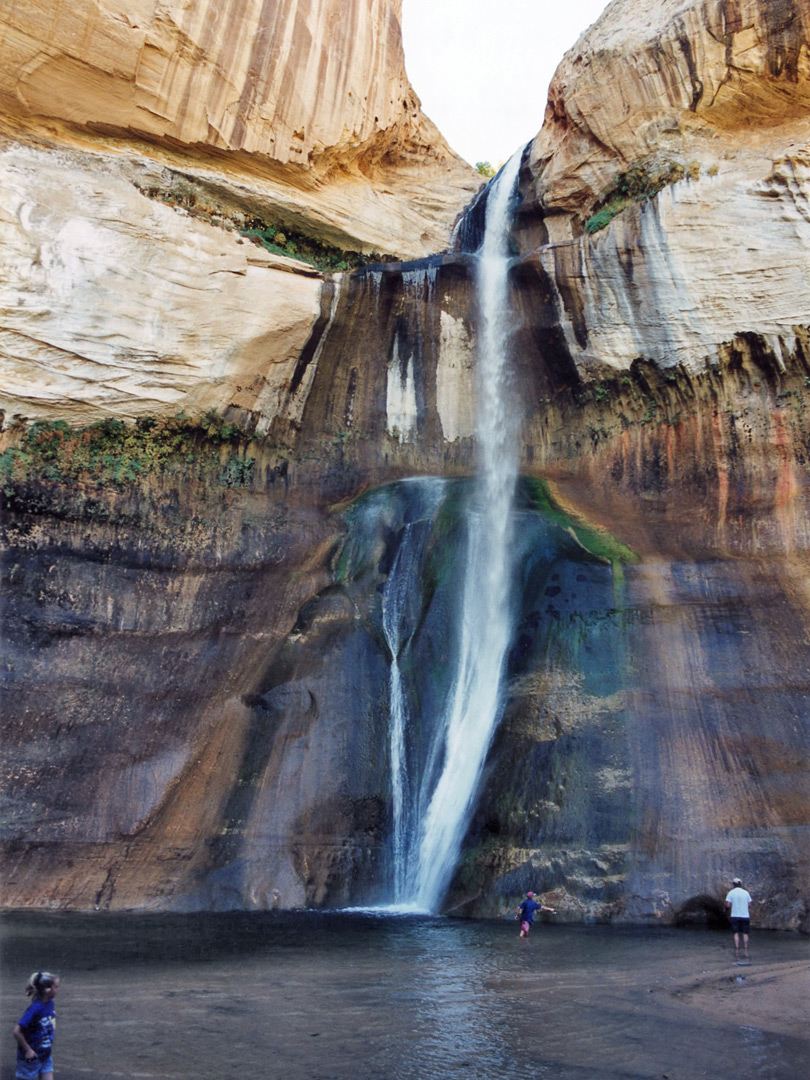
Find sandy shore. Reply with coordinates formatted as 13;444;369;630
667;954;808;1037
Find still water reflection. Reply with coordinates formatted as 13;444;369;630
1;911;805;1080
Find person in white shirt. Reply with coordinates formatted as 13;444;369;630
725;877;753;959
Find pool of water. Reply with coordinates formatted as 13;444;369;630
1;910;806;1080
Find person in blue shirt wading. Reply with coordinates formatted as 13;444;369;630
725;877;754;962
516;891;556;938
13;971;59;1080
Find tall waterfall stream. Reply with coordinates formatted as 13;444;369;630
383;153;523;911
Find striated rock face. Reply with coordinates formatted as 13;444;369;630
530;159;810;375
0;143;323;426
0;0;478;426
1;0;809;929
0;0;478;257
3;260;809;927
0;472;343;911
531;0;810;220
514;0;810;377
2;0;417;162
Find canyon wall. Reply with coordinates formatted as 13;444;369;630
0;0;478;424
0;0;478;294
1;0;809;928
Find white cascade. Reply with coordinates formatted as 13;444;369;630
407;150;523;911
380;480;447;904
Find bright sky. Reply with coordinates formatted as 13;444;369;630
402;0;610;167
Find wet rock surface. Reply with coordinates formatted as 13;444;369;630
2;404;808;925
1;0;810;925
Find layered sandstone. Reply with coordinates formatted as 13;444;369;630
506;0;810;379
0;143;323;427
0;0;478;257
1;0;809;929
514;147;810;376
0;0;478;426
531;0;810;220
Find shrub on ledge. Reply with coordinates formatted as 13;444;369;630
0;412;255;492
585;160;691;234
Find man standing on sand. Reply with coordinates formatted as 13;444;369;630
516;891;556;938
725;877;753;961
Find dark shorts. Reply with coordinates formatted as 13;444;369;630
730;917;750;933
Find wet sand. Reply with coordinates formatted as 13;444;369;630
1;911;807;1080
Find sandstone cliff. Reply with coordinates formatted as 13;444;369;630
1;0;809;930
514;0;810;377
0;0;478;425
0;0;477;257
0;142;324;425
532;0;810;219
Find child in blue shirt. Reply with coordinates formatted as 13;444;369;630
517;891;556;937
13;971;59;1080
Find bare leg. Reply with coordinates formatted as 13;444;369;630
742;933;749;958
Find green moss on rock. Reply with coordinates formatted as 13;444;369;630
0;412;255;493
241;220;390;272
519;478;637;569
585;160;688;234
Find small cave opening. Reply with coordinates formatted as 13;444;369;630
673;893;730;928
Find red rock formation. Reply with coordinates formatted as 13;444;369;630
0;0;808;929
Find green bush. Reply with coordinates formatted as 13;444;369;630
240;218;389;272
0;414;255;490
137;181;394;273
220;455;255;487
585;208;616;234
585;160;689;235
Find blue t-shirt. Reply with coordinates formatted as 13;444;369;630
17;1000;55;1061
519;899;542;923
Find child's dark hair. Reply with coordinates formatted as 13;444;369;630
25;972;58;1000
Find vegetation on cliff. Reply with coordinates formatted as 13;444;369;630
137;181;394;272
0;413;255;493
519;478;637;569
584;159;703;234
240;219;391;272
475;162;496;178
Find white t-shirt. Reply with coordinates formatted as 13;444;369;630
726;887;752;918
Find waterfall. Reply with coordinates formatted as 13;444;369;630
397;151;523;911
381;480;446;903
408;151;522;910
